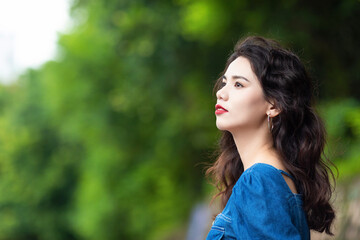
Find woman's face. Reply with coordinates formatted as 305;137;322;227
215;56;270;133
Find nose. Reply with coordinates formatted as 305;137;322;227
216;85;228;101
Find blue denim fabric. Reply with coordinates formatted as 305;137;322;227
206;163;310;240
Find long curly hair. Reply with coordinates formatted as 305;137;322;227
206;36;337;235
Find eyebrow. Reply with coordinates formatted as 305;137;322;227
222;75;250;82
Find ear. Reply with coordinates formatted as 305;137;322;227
266;100;281;117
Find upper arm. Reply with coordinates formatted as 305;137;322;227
232;171;301;240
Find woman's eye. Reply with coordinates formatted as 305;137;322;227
235;82;243;87
220;82;226;87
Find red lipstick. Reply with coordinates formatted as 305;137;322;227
215;104;228;115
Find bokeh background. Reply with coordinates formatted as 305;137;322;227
0;0;359;239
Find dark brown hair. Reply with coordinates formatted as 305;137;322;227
206;36;337;235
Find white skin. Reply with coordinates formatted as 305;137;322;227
215;56;298;194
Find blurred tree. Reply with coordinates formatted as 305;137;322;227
319;99;360;181
0;71;81;239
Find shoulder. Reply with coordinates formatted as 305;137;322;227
233;163;290;200
225;163;304;240
236;163;282;186
230;163;292;217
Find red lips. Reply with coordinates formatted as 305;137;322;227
215;104;228;115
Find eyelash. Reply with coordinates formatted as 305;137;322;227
220;81;243;88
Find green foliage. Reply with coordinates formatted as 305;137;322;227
179;0;229;43
319;99;360;182
0;0;359;239
0;71;80;239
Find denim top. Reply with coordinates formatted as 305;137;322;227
206;163;310;240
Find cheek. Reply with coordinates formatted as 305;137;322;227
249;95;267;109
238;91;267;117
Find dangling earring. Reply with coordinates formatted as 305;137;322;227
267;113;274;132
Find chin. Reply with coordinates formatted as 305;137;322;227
216;122;229;131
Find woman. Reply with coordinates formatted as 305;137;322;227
206;36;336;240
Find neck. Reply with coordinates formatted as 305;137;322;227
231;124;282;171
